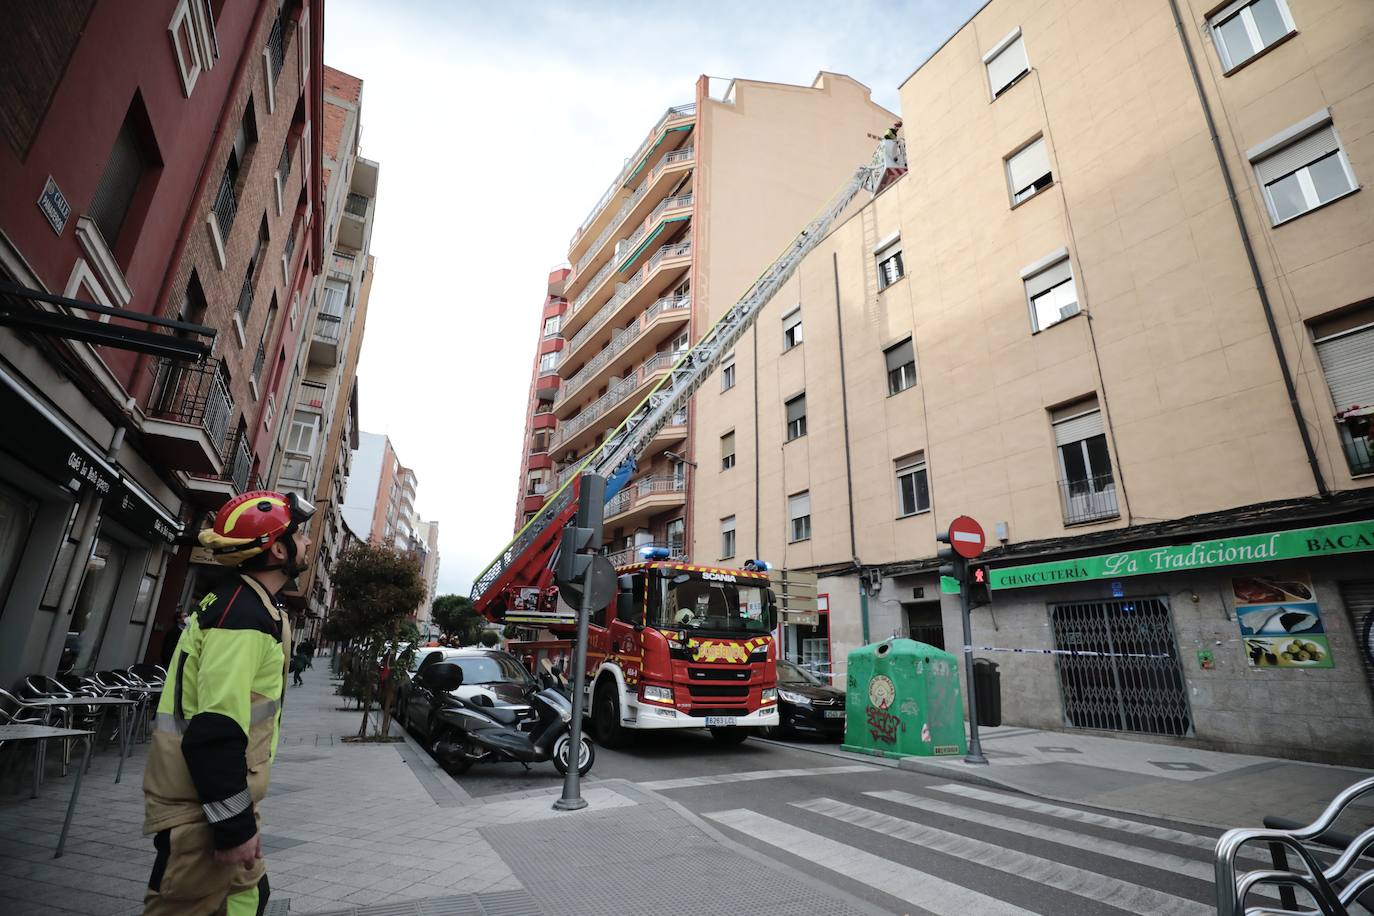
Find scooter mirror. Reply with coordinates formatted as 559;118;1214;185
428;661;464;692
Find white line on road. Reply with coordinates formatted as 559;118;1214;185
866;789;1227;886
794;797;1212;916
703;808;1034;916
639;764;876;791
927;784;1225;853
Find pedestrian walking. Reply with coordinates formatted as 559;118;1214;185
142;490;315;916
290;646;307;686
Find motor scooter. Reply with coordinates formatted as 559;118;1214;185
424;661;594;777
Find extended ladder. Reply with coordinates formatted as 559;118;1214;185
472;138;907;610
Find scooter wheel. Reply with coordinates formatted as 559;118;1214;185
552;733;595;777
431;728;473;775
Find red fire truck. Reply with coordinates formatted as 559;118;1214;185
471;137;907;745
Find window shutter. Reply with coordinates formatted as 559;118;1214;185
721;516;736;534
885;339;914;372
1254;125;1339;185
1008;138;1050;192
1316;326;1374;410
1025;258;1073;299
90;120;145;246
783;310;802;332
987;35;1028;95
721;431;735;454
1053;409;1104;446
789;492;810;519
786;395;806;423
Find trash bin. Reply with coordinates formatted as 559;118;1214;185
841;638;967;759
972;657;1001;727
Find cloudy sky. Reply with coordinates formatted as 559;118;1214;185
322;0;986;597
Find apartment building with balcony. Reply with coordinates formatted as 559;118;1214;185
265;67;378;635
690;0;1374;764
0;1;325;685
513;266;570;530
548;73;895;567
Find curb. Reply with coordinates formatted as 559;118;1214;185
368;704;475;807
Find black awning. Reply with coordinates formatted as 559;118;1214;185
0;281;214;361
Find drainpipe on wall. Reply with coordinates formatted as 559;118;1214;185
1166;0;1329;497
831;252;870;645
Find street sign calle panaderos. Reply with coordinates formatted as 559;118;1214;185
988;519;1374;590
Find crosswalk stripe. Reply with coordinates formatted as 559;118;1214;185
794;797;1212;916
704;808;1035;916
865;788;1249;890
928;783;1224;854
640;764;876;791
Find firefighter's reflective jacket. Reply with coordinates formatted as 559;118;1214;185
143;574;290;849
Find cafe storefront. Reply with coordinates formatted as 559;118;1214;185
974;515;1374;765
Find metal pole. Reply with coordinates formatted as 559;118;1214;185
553;571;594;811
960;559;987;765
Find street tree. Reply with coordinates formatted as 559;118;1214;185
432;593;485;645
330;542;425;738
479;629;500;648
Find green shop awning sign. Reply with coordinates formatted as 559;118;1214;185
989;519;1374;591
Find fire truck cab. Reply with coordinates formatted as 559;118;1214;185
585;552;780;747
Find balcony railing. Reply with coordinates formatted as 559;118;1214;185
221;430;253;493
212;168;237;240
345;192;369;217
555;353;675;446
1338;421;1374;475
278;141;292;184
1059;474;1120;524
147;357;233;447
280;453;311;485
266;9;286;80
329;251;355;280
617;193;694;270
314;312;342;343
573;182;651;279
650;238;692;271
284;225;297;266
252;341;266;384
559;296;691;405
570;261;614;315
605;542;687;567
571;102;696;246
236;270;253;325
650;146;694;181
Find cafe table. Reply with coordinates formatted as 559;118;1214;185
0;723;96;857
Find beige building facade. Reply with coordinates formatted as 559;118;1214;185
690;0;1374;763
550;73;895;565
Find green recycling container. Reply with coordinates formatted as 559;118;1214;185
841;638;967;758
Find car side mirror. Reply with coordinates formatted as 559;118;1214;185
766;594;778;632
428;661;464;692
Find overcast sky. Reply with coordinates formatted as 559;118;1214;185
322;0;986;598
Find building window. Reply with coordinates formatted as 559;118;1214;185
90;112;151;250
895;453;929;517
1022;250;1079;332
1007;136;1052;205
1052;400;1118;524
876;240;904;290
721;516;736;559
721;430;736;470
1312;306;1374;476
1209;0;1296;72
782;309;803;351
721;351;736;391
538;351;558;374
789;492;811;543
1248;113;1357;226
785;393;807;441
543;315;561;338
984;27;1029;98
666;518;685;555
169;0;217;97
531;429;551;453
885;338;916;394
534;398;554;415
526;469;550;496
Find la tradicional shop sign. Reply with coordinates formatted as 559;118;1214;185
989;519;1374;591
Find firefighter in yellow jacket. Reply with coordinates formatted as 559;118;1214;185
143;490;314;915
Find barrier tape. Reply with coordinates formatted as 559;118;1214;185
965;644;1174;660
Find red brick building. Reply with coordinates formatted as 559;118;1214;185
513;267;570;531
0;0;325;684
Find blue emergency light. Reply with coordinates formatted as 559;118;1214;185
638;546;672;560
742;559;771;571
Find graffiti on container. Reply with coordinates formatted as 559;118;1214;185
899;697;921;718
866;704;905;744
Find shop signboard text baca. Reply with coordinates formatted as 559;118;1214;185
988;519;1374;591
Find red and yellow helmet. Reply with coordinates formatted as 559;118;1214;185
198;490;315;566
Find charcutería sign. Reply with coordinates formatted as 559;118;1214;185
989;520;1374;591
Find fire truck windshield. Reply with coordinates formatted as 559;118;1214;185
651;575;771;636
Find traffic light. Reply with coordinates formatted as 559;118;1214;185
555;474;606;592
936;529;963;595
968;564;991;608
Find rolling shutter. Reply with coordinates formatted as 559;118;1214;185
1053;408;1104;446
1254;125;1339;185
1008;138;1050;193
1315;325;1374;410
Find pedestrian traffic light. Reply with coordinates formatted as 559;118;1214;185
556;475;606;592
936;529;963;595
968;564;991;608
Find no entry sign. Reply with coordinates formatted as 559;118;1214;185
948;515;985;559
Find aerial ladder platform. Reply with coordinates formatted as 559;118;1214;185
472;136;908;618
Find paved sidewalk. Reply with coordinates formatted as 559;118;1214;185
0;662;888;916
783;722;1374;832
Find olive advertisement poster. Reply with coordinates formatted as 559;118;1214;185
1232;573;1332;668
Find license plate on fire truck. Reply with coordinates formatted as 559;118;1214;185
705;716;737;727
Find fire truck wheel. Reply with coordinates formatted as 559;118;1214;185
593;681;629;749
709;727;750;746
